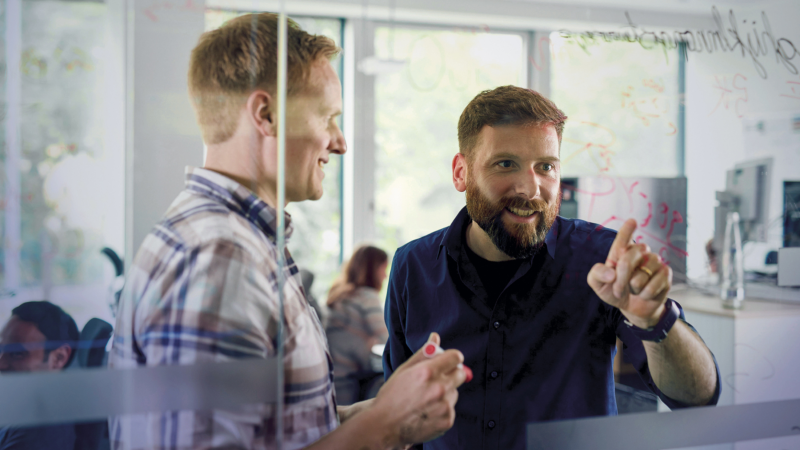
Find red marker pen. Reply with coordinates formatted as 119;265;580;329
422;341;473;383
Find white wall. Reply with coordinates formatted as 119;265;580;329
685;0;800;278
127;0;206;263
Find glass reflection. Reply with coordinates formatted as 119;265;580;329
0;301;112;450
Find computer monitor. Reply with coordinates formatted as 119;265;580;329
714;157;773;250
558;178;578;219
785;181;800;248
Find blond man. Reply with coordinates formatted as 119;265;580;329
109;14;467;450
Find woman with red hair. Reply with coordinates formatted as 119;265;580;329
325;245;389;405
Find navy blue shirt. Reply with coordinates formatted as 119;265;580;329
0;425;75;450
383;207;721;450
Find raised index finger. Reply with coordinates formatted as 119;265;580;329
606;218;638;266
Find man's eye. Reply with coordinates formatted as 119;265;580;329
497;160;514;168
541;163;554;171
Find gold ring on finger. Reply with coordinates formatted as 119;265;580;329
637;266;654;277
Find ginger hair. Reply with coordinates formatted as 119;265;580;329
458;85;567;161
188;13;340;144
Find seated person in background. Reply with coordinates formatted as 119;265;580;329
325;245;390;404
0;301;79;450
383;86;721;450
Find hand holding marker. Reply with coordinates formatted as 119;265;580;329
423;341;473;383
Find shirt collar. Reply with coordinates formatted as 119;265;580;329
183;166;294;243
438;206;558;261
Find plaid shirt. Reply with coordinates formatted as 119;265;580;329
109;167;337;450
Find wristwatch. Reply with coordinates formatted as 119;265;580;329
623;298;680;343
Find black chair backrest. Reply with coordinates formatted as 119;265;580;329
73;318;113;450
76;318;113;368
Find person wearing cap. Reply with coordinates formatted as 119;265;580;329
383;86;721;449
0;301;80;450
109;13;467;450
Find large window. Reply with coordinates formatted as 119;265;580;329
373;26;526;254
549;32;681;177
205;11;343;302
1;1;120;327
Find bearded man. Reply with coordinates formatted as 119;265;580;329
382;86;720;450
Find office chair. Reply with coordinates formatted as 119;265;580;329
101;247;124;318
73;318;113;450
75;318;113;368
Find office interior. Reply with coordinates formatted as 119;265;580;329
1;0;799;448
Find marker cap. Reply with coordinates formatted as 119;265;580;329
421;341;472;383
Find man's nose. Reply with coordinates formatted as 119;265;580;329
329;125;347;155
515;167;542;199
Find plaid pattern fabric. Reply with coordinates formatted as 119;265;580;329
108;167;337;450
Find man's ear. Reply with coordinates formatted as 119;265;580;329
452;153;468;193
47;345;72;370
246;90;276;137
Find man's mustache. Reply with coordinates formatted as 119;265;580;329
499;196;548;212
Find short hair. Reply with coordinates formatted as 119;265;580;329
12;301;79;367
188;13;341;144
457;85;567;161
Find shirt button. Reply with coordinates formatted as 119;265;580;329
487;420;496;429
490;371;498;379
493;321;500;329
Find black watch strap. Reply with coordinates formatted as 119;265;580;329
623;298;680;343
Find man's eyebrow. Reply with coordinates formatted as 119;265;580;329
322;106;342;117
489;152;522;161
489;153;560;163
538;156;561;163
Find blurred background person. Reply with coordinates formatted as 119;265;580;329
325;245;389;405
0;301;79;450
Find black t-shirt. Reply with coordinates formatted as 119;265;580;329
463;241;525;302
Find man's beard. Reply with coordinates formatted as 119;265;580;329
465;180;560;259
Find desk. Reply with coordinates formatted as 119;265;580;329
672;284;800;319
670;285;800;450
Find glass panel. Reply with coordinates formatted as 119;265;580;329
1;7;292;450
0;0;7;291
526;397;800;450
373;26;525;253
204;11;343;304
550;32;681;177
1;0;119;325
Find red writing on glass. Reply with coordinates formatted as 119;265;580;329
780;81;800;100
709;73;748;118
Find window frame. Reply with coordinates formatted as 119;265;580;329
346;19;535;250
